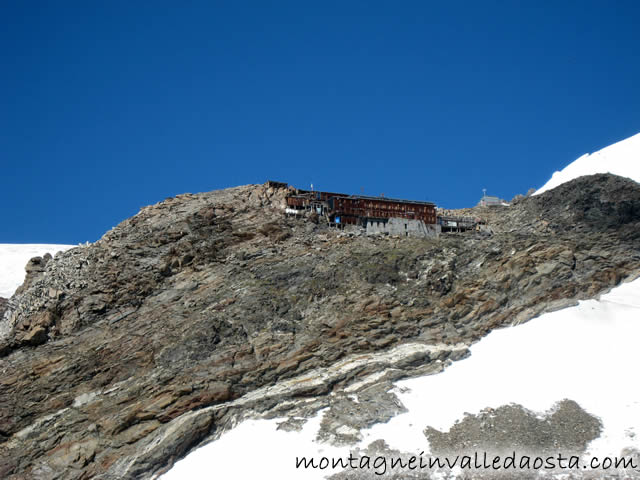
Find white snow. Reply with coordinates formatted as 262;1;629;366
0;244;73;298
160;277;640;479
534;132;640;195
159;413;351;480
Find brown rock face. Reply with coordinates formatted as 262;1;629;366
0;175;639;479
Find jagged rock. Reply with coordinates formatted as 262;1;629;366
0;175;639;479
14;253;52;296
317;382;407;446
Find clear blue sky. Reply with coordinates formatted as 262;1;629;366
2;1;639;243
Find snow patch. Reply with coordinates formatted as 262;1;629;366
159;411;350;480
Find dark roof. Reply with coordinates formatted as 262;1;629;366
339;194;435;207
294;189;434;206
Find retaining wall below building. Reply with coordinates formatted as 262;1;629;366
365;217;439;238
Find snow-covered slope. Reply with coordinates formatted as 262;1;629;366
535;132;640;195
0;244;74;298
161;277;640;479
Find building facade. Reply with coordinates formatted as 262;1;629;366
282;185;438;237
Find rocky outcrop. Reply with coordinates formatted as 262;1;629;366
14;253;53;297
328;400;624;480
453;173;640;239
1;175;639;479
424;400;602;457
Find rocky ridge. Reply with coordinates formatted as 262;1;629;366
1;174;639;479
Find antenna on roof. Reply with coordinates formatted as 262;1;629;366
311;183;314;192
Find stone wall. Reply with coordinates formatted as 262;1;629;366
365;217;439;238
